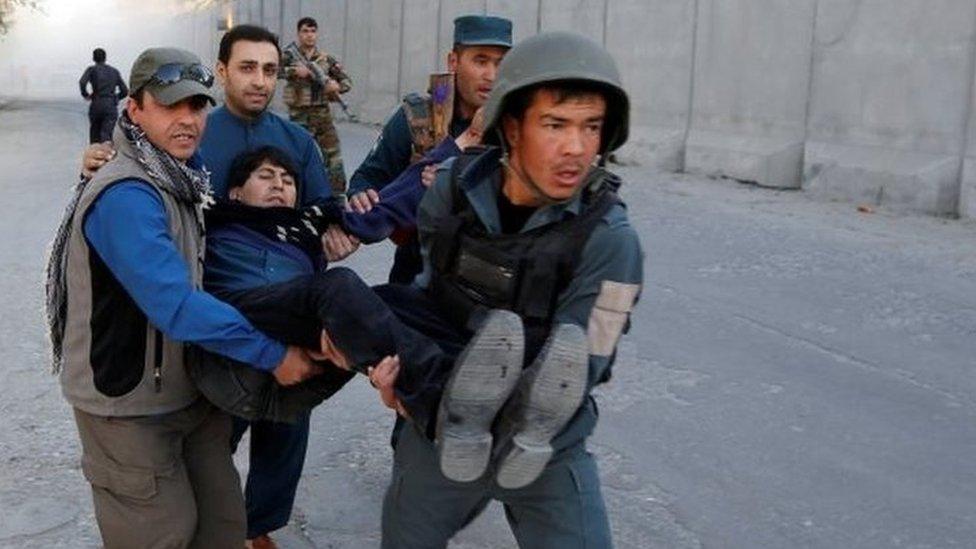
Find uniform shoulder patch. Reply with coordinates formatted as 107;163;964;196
587;280;641;357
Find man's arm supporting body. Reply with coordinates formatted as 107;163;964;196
83;181;287;371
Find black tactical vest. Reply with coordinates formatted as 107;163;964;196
428;148;621;362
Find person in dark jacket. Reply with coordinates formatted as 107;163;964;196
197;146;527;549
78;48;128;143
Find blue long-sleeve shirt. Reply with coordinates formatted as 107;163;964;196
204;223;319;296
201;106;334;205
83;181;286;371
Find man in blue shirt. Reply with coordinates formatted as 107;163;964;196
79;25;359;548
48;47;321;549
197;146;527;454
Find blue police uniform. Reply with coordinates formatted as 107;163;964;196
378;148;644;548
347;15;512;284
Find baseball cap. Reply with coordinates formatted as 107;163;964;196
129;47;217;106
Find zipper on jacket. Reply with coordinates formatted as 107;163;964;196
153;328;163;392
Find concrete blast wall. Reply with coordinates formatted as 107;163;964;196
195;0;976;218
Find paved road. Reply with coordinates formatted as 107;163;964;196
1;100;974;548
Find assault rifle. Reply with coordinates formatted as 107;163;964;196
283;42;349;115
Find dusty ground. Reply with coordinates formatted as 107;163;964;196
1;100;974;548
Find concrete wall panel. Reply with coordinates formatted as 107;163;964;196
961;47;976;219
240;0;259;25
193;8;218;68
262;0;284;38
685;0;816;188
230;1;245;25
539;0;605;44
280;0;302;39
296;0;346;61
196;0;976;217
340;0;372;112
961;158;976;218
229;2;246;27
361;0;403;121
804;0;975;215
808;0;974;154
486;0;540;41
398;0;441;100
606;0;696;169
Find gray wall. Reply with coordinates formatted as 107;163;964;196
194;0;976;218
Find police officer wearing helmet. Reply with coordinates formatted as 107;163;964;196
376;31;644;548
347;14;513;284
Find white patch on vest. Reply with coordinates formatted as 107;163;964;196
587;281;640;357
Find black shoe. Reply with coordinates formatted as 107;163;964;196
494;323;588;490
437;310;525;482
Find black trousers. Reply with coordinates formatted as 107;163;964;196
218;267;457;434
88;111;116;143
388;237;424;284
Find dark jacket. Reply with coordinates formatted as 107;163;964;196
79;63;127;116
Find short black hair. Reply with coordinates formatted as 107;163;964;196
502;80;613;122
227;146;301;196
93;48;106;63
219;24;280;65
297;17;318;30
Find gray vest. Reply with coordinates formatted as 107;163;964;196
60;126;206;417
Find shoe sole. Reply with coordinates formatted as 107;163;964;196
495;323;588;490
438;310;524;482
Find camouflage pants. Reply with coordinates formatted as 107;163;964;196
290;105;347;193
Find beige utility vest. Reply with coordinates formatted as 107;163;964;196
60;128;206;417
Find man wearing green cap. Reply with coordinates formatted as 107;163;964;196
347;14;512;284
77;26;360;548
375;32;643;548
46;47;320;548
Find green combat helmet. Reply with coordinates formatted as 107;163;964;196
483;31;630;154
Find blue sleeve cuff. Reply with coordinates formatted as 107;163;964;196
255;341;287;371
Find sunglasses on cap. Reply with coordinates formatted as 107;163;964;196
147;63;215;89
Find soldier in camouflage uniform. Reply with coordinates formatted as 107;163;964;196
281;16;352;194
